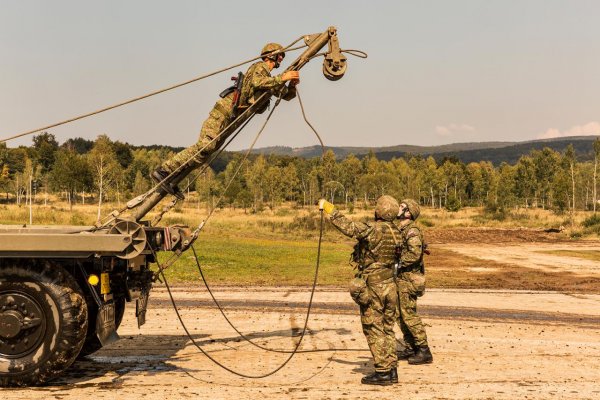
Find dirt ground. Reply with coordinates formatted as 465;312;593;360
4;230;600;400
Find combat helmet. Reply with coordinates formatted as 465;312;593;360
375;195;400;221
261;42;285;67
401;198;421;220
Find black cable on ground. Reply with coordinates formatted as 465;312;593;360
155;210;325;379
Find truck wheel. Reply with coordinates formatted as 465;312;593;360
78;297;125;358
0;263;87;387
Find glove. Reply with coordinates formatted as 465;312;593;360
318;199;335;214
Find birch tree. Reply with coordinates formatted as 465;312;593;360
563;144;576;224
88;135;121;222
593;138;600;213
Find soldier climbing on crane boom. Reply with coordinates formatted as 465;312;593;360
152;43;300;199
123;26;349;224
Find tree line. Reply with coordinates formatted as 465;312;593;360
1;133;599;218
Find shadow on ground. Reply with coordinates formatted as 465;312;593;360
44;326;357;387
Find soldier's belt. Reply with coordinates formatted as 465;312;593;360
364;268;394;285
399;263;422;273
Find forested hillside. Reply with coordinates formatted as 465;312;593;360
1;133;599;217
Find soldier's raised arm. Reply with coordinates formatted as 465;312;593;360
318;199;372;239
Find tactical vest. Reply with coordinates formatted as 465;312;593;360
238;61;271;114
352;221;401;267
373;221;402;265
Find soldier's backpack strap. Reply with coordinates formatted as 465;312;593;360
384;222;400;246
383;222;402;262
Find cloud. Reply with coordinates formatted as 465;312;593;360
538;121;600;139
435;123;476;136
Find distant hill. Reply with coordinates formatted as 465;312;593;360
249;136;600;165
58;135;600;169
250;141;516;159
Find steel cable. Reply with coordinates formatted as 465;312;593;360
0;39;306;144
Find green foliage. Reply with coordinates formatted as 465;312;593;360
582;213;600;227
570;230;583;239
581;213;600;235
348;201;355;214
482;200;508;221
419;218;435;227
445;194;462;212
32;132;59;174
289;212;324;232
3;135;600;225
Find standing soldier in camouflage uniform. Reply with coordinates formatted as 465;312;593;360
395;198;433;364
152;43;300;195
319;195;401;385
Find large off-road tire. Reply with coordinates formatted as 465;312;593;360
0;262;87;387
78;297;125;358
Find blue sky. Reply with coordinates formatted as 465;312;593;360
1;0;599;150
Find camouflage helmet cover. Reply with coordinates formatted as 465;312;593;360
375;195;400;221
401;198;421;220
261;42;285;59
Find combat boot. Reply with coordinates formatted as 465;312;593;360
397;346;415;360
151;167;185;200
407;346;433;365
390;367;398;383
361;370;395;386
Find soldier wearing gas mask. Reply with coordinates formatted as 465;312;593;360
394;199;433;365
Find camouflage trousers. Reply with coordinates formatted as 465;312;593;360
162;95;234;173
361;277;398;372
397;272;428;348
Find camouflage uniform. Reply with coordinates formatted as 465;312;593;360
161;60;296;173
395;220;429;348
329;210;400;372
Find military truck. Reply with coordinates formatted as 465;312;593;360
0;26;348;386
0;221;193;386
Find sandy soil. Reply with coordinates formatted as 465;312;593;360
5;288;599;399
442;242;600;275
4;233;600;399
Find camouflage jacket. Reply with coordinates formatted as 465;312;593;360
394;220;424;271
239;61;296;113
329;210;401;275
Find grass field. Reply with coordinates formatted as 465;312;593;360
2;199;599;291
1;196;595;229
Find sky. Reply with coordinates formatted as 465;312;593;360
1;0;599;151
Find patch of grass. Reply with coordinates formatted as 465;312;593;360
160;235;355;285
581;213;600;236
582;213;600;227
420;218;435;227
1;200;599;290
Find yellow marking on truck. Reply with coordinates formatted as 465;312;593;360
100;273;110;294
